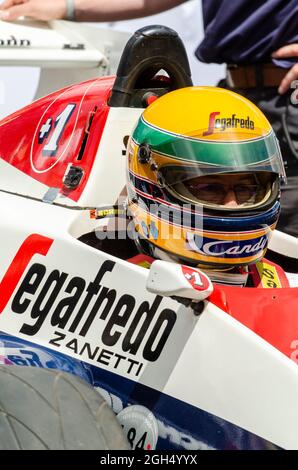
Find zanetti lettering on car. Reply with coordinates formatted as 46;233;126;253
0;234;177;377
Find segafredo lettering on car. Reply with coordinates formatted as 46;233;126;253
187;233;268;257
0;234;178;379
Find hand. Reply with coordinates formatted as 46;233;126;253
272;44;298;95
0;0;67;21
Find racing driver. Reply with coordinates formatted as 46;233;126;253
84;86;291;288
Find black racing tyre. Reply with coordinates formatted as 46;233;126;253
0;366;130;450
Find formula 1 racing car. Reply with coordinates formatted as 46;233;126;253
0;25;298;451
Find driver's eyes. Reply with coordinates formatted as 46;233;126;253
200;184;221;193
187;183;226;201
186;182;260;203
234;185;259;196
235;185;253;192
188;183;223;194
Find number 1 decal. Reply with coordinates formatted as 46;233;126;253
39;103;76;157
185;271;203;287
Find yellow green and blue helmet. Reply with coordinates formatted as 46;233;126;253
127;87;285;268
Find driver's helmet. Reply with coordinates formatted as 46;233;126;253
127;87;285;268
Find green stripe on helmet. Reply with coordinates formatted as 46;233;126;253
132;118;279;168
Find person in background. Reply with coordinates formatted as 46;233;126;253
0;0;297;237
0;0;185;22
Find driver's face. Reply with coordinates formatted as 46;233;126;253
184;173;260;207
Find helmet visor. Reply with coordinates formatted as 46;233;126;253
157;128;284;178
155;128;284;208
167;172;275;209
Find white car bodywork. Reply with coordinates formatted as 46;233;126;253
0;18;130;100
0;19;297;451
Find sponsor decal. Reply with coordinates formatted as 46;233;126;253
0;350;13;365
0;235;177;378
255;261;282;288
0;347;56;368
182;266;209;291
0;35;31;48
187;233;267;258
38;104;76;157
30;83;94;174
97;386;215;450
203;111;255;136
117;405;159;450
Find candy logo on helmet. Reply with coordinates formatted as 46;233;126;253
187;233;268;258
